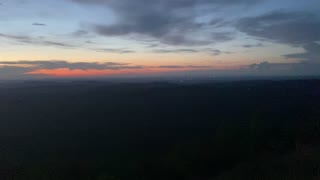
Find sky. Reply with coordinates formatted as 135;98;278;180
0;0;320;79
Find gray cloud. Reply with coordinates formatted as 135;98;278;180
242;43;263;48
92;17;208;46
157;65;211;69
236;11;320;61
0;60;214;71
160;34;211;46
249;61;272;70
70;0;261;8
0;66;33;79
205;48;232;56
247;61;320;76
209;49;223;56
73;30;89;37
211;32;234;42
208;18;228;27
284;43;320;62
149;61;320;78
95;48;136;54
0;60;143;79
32;23;46;26
0;60;215;79
70;0;258;46
0;33;73;48
2;60;320;79
0;33;31;42
152;48;231;56
237;11;320;45
0;61;141;70
152;49;199;54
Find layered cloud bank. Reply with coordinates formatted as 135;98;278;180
0;60;214;78
0;0;319;79
1;60;320;79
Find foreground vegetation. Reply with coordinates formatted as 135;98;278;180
0;79;319;179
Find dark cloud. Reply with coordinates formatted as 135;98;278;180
210;49;223;56
42;41;72;47
152;48;231;56
73;30;89;36
92;17;208;46
249;61;272;70
0;33;31;42
70;0;257;46
85;40;94;44
284;43;320;62
0;60;213;72
32;23;46;26
236;11;320;61
158;65;211;69
160;34;211;46
0;60;142;79
204;48;232;56
70;0;261;8
2;60;320;79
0;61;141;70
0;66;33;79
237;11;320;45
211;32;234;42
208;18;228;27
152;49;199;54
0;33;73;48
242;43;263;48
248;61;320;76
95;48;135;54
0;60;214;79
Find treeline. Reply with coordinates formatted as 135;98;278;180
0;80;319;180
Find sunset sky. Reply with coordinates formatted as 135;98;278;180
0;0;320;79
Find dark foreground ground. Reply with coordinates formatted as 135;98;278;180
0;79;320;180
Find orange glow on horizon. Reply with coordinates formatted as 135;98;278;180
25;67;210;77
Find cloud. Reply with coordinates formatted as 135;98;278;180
242;43;263;48
152;49;199;54
0;33;31;42
2;60;320;79
236;11;320;61
283;43;320;62
204;48;232;56
0;60;214;71
208;18;228;27
92;18;208;46
25;68;142;77
249;61;272;70
157;65;211;69
72;30;89;36
247;61;320;76
0;60;140;70
70;0;261;8
0;66;33;79
159;34;212;46
152;48;230;56
0;60;214;78
70;0;257;46
0;33;73;48
95;48;136;54
32;23;46;26
209;49;223;56
0;60;144;78
211;32;234;42
237;11;320;45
